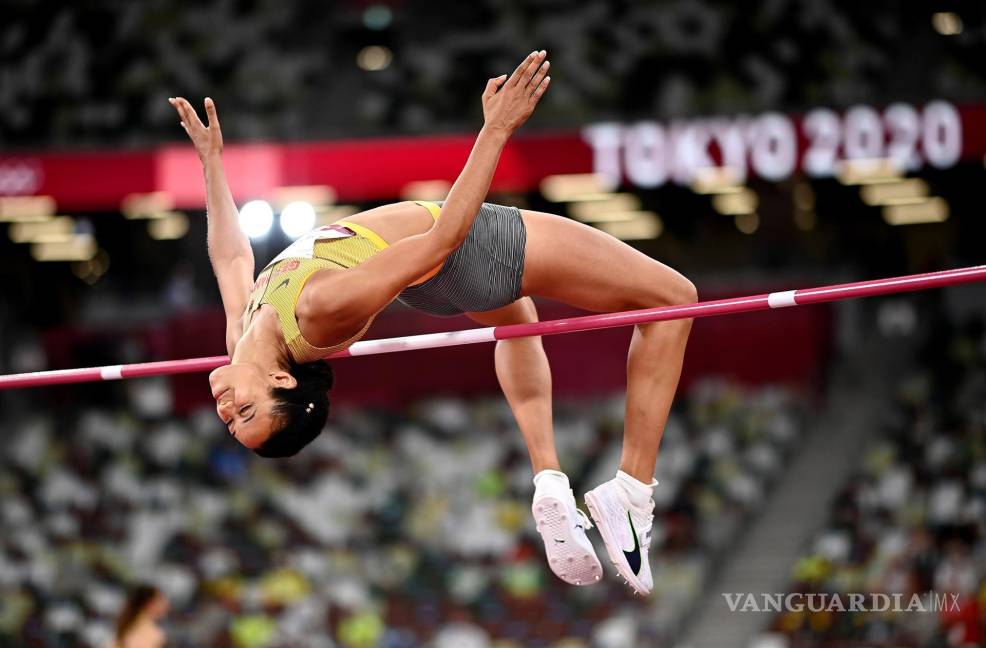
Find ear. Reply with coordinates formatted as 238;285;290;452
268;370;298;389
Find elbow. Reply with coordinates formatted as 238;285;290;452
438;237;459;258
210;248;254;266
427;224;463;257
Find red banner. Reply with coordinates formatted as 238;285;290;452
1;101;984;211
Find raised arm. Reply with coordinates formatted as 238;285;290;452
309;51;551;333
169;97;254;354
432;50;550;248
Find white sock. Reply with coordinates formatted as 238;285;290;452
533;469;570;491
615;470;657;509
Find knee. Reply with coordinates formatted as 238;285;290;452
638;273;697;309
674;277;698;306
516;296;539;322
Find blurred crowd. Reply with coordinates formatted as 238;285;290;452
2;0;983;147
0;378;805;647
773;315;986;647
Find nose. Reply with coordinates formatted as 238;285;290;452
216;398;234;420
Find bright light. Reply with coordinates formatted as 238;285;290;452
357;46;393;71
836;158;902;185
31;234;97;262
280;201;317;239
121;191;175;219
595;212;663;240
363;5;393;30
713;189;759;215
883;197;949;225
860;179;929;206
568;194;642;222
540;173;615;202
148;212;190;240
239;200;274;239
9;216;75;243
932;12;962;36
0;195;56;222
691;166;743;194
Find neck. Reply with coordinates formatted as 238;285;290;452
231;306;291;370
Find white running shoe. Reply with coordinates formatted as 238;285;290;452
584;476;656;595
532;473;603;586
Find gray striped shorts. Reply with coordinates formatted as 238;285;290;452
396;202;526;316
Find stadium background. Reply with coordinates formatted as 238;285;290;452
0;1;984;646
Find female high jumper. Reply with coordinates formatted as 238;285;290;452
169;50;696;594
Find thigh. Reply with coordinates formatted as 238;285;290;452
519;210;695;312
465;296;538;326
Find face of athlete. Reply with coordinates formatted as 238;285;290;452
208;364;296;448
144;591;170;620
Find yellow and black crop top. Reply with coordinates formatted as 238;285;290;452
241;200;441;363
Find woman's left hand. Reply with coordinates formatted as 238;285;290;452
482;50;551;135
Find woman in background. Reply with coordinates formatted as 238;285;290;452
108;584;168;648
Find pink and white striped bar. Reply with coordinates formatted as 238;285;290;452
2;264;985;390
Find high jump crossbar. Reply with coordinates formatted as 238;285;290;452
1;265;984;390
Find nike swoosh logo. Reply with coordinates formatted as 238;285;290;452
274;277;290;291
623;512;642;575
554;538;565;544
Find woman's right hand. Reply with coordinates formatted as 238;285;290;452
169;96;224;163
482;50;551;135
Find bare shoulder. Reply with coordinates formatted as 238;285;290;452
295;268;371;348
344;200;420;222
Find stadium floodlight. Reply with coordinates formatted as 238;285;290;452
280;201;316;239
357;45;393;71
239;200;274;239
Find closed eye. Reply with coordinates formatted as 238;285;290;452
228;407;255;437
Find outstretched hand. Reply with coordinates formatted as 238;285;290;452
482;50;551;135
169;96;223;163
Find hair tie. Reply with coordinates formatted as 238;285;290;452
304;402;315;414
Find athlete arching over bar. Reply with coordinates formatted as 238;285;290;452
170;50;696;594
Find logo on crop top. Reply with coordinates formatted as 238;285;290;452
274;277;290;292
272;260;300;277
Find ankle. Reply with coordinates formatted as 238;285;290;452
615;470;657;508
532;459;562;474
533;469;570;490
618;464;656;485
